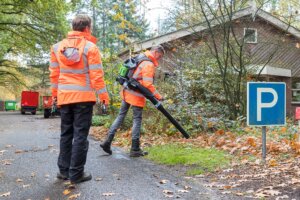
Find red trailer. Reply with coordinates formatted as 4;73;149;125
21;91;39;115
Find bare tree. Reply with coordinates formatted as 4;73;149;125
193;0;294;119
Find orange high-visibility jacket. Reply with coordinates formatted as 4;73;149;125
49;31;109;106
121;50;162;108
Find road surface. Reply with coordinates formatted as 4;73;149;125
0;111;229;200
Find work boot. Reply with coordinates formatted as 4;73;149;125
130;139;148;157
100;134;114;155
70;172;92;184
56;172;69;180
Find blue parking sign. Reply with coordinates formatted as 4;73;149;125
247;82;286;126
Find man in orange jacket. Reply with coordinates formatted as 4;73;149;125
49;14;109;184
100;45;164;157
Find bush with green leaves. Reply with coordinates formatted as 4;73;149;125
92;115;113;128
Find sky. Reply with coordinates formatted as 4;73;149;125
143;0;174;32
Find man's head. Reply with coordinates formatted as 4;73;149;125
150;45;165;61
72;14;92;32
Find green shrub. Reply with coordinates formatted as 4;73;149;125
92;115;113;128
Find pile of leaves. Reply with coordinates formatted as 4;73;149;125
202;158;300;199
91;123;300;156
91;120;300;199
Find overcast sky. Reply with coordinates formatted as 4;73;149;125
144;0;174;32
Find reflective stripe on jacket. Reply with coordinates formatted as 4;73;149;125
49;31;109;106
121;50;162;107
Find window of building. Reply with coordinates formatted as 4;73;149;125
292;77;300;103
244;28;257;43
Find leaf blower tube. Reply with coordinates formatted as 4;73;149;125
128;79;190;139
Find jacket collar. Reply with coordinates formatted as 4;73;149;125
144;50;158;67
67;31;98;44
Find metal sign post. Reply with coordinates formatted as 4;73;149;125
247;82;286;162
262;126;266;162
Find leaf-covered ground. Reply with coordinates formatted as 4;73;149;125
91;123;300;199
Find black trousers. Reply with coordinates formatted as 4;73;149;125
57;102;94;181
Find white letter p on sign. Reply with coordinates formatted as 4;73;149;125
257;88;278;121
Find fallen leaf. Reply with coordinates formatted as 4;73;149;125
215;129;225;135
263;189;281;196
223;168;234;172
255;159;261;165
178;189;189;193
290;178;300;184
15;150;23;154
23;184;31;188
5;145;12;148
64;181;71;186
276;183;287;188
68;193;80;199
247;137;256;147
4;161;11;165
246;189;254;194
64;181;76;189
31;172;36;177
159;179;168;184
63;189;71;195
102;192;115;196
0;150;7;155
164;194;174;198
1;159;13;165
221;191;232;194
223;185;232;189
268;159;278;167
95;177;103;181
0;192;10;197
256;192;269;198
276;195;289;199
16;178;23;183
184;185;192;190
163;190;174;194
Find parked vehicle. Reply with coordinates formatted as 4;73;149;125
42;96;60;118
21;91;39;115
5;101;16;111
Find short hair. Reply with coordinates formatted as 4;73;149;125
150;45;165;55
72;14;91;32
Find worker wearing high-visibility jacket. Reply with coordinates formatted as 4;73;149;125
49;14;109;184
100;46;164;157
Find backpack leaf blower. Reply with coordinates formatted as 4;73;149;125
128;78;190;139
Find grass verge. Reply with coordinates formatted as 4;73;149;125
146;144;231;175
92;115;112;128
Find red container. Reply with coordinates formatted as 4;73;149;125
42;96;53;109
296;107;300;120
21;91;39;115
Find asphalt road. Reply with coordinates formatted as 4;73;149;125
0;111;224;200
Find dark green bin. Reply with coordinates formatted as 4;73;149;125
5;101;16;111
